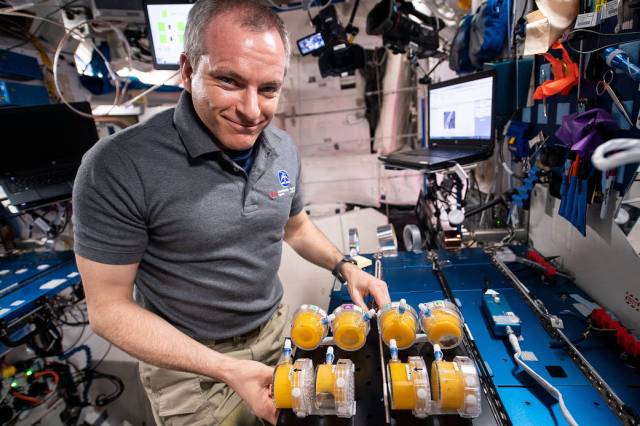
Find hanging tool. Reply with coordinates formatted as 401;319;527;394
600;169;616;219
558;154;580;221
596;70;634;128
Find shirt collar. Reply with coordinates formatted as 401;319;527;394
173;91;221;158
173;90;281;159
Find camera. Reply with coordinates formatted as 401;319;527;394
366;0;444;58
296;5;365;78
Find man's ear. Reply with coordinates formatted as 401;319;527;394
180;53;194;93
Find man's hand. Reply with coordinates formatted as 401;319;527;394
342;263;391;310
224;359;277;425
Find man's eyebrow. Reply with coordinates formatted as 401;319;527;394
262;79;283;87
208;69;282;87
208;69;246;82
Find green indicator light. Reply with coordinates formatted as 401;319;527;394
26;369;33;376
11;381;18;388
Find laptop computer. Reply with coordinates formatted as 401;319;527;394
0;102;99;212
380;70;496;171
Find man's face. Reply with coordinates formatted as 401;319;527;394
180;14;286;151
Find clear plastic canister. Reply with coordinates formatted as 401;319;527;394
291;304;329;350
273;358;315;418
430;356;481;418
314;359;356;418
330;304;372;351
377;300;419;349
420;300;464;349
387;356;431;418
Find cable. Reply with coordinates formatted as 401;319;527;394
592;138;640;171
569;28;640;38
35;369;60;387
121;70;181;108
0;10;132;118
1;0;83;52
347;0;360;27
506;327;578;426
566;29;640;54
12;391;42;405
53;18;132;118
91;371;124;407
90;343;112;372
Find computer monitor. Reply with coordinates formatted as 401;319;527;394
143;0;196;70
0;102;99;211
427;70;496;148
0;102;99;176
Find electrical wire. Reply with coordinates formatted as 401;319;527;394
0;9;132;118
53;18;132;118
1;0;82;52
91;343;112;372
506;326;578;426
567;29;640;54
121;70;181;108
347;0;360;27
592;138;640;171
0;6;181;118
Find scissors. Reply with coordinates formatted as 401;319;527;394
596;70;634;127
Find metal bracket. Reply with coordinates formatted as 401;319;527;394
489;251;638;425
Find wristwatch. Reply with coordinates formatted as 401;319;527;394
332;256;358;284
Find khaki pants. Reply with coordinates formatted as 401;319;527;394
139;304;289;426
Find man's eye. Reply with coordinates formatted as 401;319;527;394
262;86;279;94
219;77;235;85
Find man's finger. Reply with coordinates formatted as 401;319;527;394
260;392;277;425
369;280;391;307
347;283;368;311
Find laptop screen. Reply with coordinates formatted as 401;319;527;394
428;71;495;147
0;102;99;176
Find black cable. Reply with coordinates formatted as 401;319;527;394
62;323;87;352
90;343;112;372
91;371;124;407
58;318;89;327
347;0;360;27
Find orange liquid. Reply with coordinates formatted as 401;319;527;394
381;310;417;349
292;311;326;350
422;310;462;349
431;361;465;410
389;362;417;410
273;364;293;408
333;311;367;351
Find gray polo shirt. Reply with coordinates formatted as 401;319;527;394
72;91;304;341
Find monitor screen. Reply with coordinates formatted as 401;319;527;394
144;1;194;69
297;33;325;56
0;102;99;175
428;72;494;143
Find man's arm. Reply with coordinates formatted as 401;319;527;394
76;255;277;424
284;211;390;309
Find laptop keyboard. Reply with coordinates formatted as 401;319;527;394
5;169;73;194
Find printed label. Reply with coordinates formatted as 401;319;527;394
605;0;618;18
575;12;598;28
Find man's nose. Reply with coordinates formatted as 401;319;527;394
236;89;261;123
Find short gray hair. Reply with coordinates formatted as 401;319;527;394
184;0;291;69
